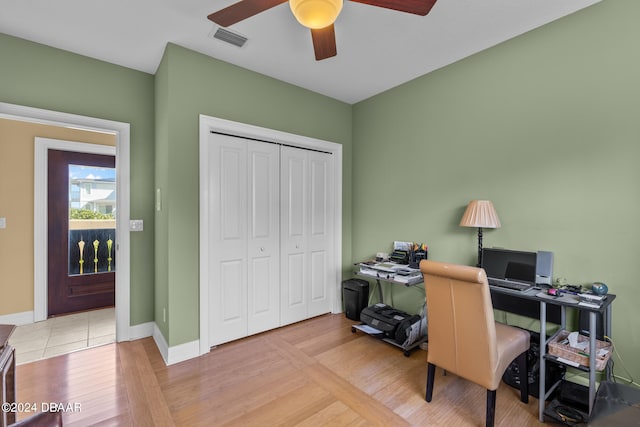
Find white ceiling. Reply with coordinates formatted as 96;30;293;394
0;0;600;104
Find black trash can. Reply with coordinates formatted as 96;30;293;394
342;279;369;321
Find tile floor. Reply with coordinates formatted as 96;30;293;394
8;307;115;365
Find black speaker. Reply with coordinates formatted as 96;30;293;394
578;310;605;340
342;279;369;321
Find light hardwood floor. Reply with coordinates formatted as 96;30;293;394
15;314;545;426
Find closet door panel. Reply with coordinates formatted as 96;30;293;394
247;142;280;335
286;252;305;305
286;156;306;238
220;260;244;324
310;250;328;301
280;147;308;325
208;135;248;345
282;250;305;326
249;257;272;319
308;152;334;316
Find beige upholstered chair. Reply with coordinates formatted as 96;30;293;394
420;260;530;427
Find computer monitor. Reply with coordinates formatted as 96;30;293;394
481;248;537;284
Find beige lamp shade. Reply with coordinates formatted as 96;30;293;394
459;200;501;229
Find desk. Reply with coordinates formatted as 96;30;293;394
355;270;423;304
488;286;615;422
0;325;16;427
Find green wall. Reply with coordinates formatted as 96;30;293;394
155;44;353;346
154;49;171;338
352;0;640;383
0;33;156;326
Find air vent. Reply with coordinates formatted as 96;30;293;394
210;27;248;48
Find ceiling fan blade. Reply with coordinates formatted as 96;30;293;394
311;25;337;61
208;0;288;27
349;0;437;15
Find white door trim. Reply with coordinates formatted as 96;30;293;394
199;115;343;355
0;102;131;342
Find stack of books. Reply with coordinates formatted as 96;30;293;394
577;292;606;309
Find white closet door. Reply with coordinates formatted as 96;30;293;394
247;141;280;335
207;134;280;345
307;150;334;317
280;146;333;325
208;133;248;345
280;147;308;325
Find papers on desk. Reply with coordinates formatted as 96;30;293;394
578;301;602;309
358;262;421;283
393;273;423;285
578;293;606;308
555;357;581;368
371;262;401;273
358;262;403;277
352;324;384;335
401;317;426;347
359;267;398;280
394;241;413;251
535;291;606;308
535;292;580;305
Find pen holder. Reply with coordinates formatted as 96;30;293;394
408;250;427;269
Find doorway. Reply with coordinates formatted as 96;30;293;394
0;101;131;362
26;118;130;343
47;150;116;316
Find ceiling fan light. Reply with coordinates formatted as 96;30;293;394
289;0;343;29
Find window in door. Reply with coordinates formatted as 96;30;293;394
68;164;116;276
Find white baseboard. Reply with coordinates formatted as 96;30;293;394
152;324;169;362
152;323;200;366
0;311;157;341
0;311;35;326
128;321;155;340
0;311;198;366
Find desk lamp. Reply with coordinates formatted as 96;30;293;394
459;200;501;267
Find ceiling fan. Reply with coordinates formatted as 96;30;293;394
208;0;438;61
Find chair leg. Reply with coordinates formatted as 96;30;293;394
516;350;529;403
486;389;496;427
426;363;436;402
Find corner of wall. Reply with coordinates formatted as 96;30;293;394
152;322;200;365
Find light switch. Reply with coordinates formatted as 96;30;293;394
156;188;162;212
130;219;144;232
0;217;5;229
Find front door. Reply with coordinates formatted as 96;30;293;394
47;149;116;316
